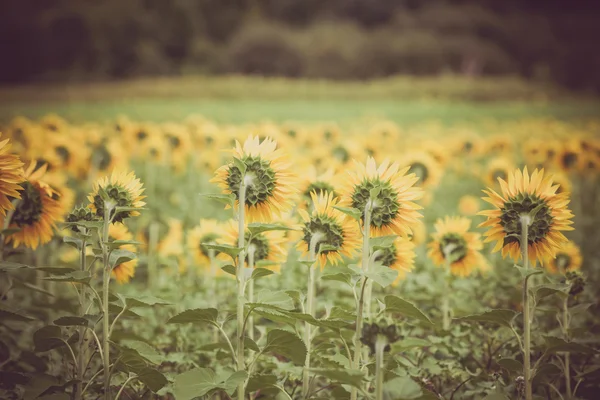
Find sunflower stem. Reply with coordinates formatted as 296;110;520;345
236;179;247;400
375;335;387;400
0;201;18;262
75;238;87;400
351;201;373;400
247;245;255;342
101;205;112;400
562;295;572;400
363;200;374;321
442;248;452;331
302;233;322;399
520;215;532;400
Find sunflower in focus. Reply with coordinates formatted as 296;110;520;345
428;216;489;277
543;239;582;274
297;191;361;268
109;223;138;284
212;135;297;222
373;236;416;285
0;135;25;217
1;163;63;249
339;157;423;238
187;219;225;270
479;167;574;264
88;170;145;223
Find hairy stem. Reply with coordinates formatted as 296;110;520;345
102;209;111;399
563;296;572;400
521;215;532;400
236;180;247;400
75;238;87;400
302;234;322;398
375;335;387;400
247;245;255;342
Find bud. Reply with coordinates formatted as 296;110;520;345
66;205;98;233
565;270;585;297
515;376;525;398
360;322;400;355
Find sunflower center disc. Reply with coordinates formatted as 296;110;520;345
226;156;276;207
351;179;400;228
500;194;553;245
245;232;270;262
439;233;468;263
93;183;134;223
12;182;44;226
304;181;336;201
374;244;397;267
562;152;577;168
410;162;429;184
303;216;344;255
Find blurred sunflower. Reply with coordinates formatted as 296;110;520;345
297;191;361;268
484;157;515;188
485;134;514;156
1;163;63;249
339;157;423;237
555;139;583;173
212;135;297;222
88;170;145;223
0;135;25;217
479;167;574;264
187;219;225;270
373;236;416;285
458;195;480;216
543;239;582;275
428;216;488;277
162;123;192;173
523;138;550;169
298;165;338;209
89;138;128;176
109;223;138;284
222;221;288;271
399;151;443;190
549;171;572;195
158;219;184;258
40;113;68;133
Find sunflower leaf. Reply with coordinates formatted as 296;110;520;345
173;368;247;399
33;325;78;352
0;304;36;322
309;368;366;389
542;336;594;354
233;157;247;175
497;358;523;373
535;284;569;301
384;295;433;325
0;228;20;236
204;243;242;260
250;267;274;281
136;367;168;393
513;265;544;279
332;206;362;220
365;264;398;288
167;308;219;326
247;223;293;235
44;270;91;285
221;264;237;276
0;261;34;271
454;309;518;328
263;329;306;365
370;235;398;251
108;249;136;268
391;337;430;352
200;193;235;207
383;376;423;400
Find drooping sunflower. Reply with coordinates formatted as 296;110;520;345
0;135;25;217
399;151;443;190
543;239;582;275
297;191;361;268
479;167;574;264
372;236;416;285
428;216;489;277
339;157;424;238
1;163;63;249
88;170;145;223
211;135;297;223
109;223;138;284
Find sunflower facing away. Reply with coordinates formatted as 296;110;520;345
1;163;63;249
109;223;138;284
88;170;145;223
372;235;416;285
428;216;489;277
479;167;574;264
211;135;297;222
543;239;582;275
297;191;361;268
339;157;424;238
0;134;25;217
187;219;225;269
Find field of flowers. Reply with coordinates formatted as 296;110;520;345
0;101;599;400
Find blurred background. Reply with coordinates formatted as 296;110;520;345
2;0;600;91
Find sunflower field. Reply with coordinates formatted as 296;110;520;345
1;99;600;400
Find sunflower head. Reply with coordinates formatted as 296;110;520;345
372;236;416;285
297;191;361;268
0;135;25;217
543;239;582;275
340;157;423;237
222;220;288;269
479;167;574;264
66;205;99;234
211;135;297;222
187;219;226;270
88;171;145;223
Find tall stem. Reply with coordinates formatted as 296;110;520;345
521;215;532;400
302;234;322;398
236;181;247;400
375;336;387;400
351;201;372;400
563;296;572;400
442;248;452;331
101;207;111;399
247;245;256;342
75;238;87;400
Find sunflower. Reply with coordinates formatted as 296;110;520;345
88;170;145;223
399;151;443;190
339;157;424;238
373;236;416;285
162;123;192;173
555;139;583;173
428;216;489;277
158;219;184;258
187;219;225;268
1;163;63;249
484;157;515;188
109;223;138;284
211;135;297;223
479;167;574;264
543;239;582;275
221;220;288;271
0;135;25;217
458;195;480;216
297;164;339;209
297;191;361;268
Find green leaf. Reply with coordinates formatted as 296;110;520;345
391;338;430;352
263;329;306;365
497;358;523;373
247;223;293;235
137;367;168;393
245;336;260;352
0;227;20;236
247;374;279;393
332;206;362;220
167;308;219;326
0;304;35;322
0;371;28;390
542;336;593;354
233;157;247;175
384;376;423;400
35;266;75;275
44;270;91;284
122;294;171;308
114;206;146;214
250;267;274;281
568;302;593;316
535;284;569;300
321;271;353;286
455;309;518;328
204;243;242;259
221;264;236;276
309;368;365;389
33;326;78;352
385;295;433;325
200;193;236;207
12;279;54;297
53;316;93;328
62;236;83;250
109;249;136;268
370;235;398;251
222;371;248;396
0;261;34;271
250;290;294;311
120;340;162;364
173;368;248;399
514;264;544;279
365;264;398;288
533;363;561;386
61;220;103;230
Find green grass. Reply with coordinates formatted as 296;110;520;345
0;75;598;124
